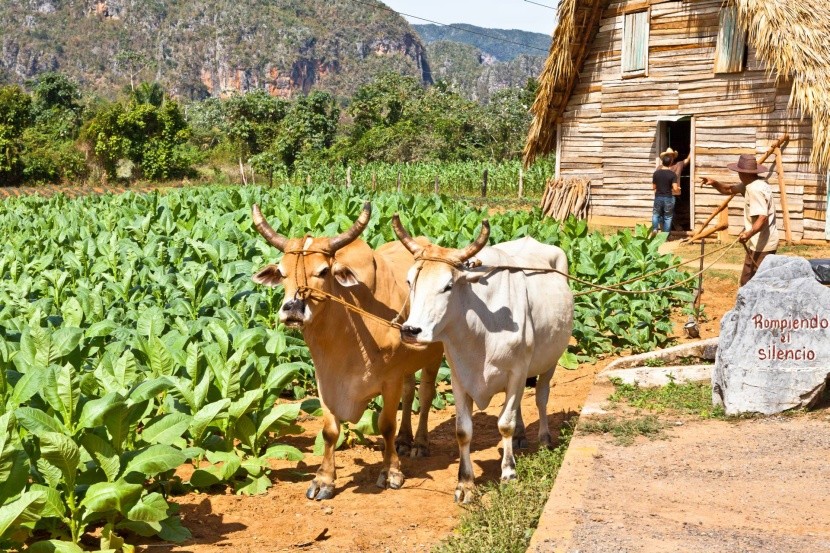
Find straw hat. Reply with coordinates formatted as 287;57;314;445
727;154;768;174
659;147;678;160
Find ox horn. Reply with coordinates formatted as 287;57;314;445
328;201;372;252
458;220;490;261
392;214;423;256
252;204;288;252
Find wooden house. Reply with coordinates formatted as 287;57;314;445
524;0;830;242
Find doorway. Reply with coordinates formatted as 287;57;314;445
658;118;693;231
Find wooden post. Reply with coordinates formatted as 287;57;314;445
518;167;524;199
238;157;248;185
434;175;439;195
773;147;792;244
397;171;402;193
306;174;311;186
251;166;256;186
717;208;729;243
481;169;488;198
346;166;351;187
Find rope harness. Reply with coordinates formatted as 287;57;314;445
279;237;744;330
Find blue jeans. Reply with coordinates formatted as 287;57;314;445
652;195;675;233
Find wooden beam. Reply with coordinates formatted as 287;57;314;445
774;146;792;244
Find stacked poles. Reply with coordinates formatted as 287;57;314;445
540;178;591;220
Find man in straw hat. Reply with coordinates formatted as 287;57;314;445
701;153;779;286
649;147;683;238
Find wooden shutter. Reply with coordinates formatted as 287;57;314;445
622;10;649;75
714;6;747;73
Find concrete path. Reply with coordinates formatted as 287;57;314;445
528;373;830;553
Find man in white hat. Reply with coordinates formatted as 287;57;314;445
649;148;683;238
701;153;779;286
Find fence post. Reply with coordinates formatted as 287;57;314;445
346;166;352;187
434;175;439;195
306;174;311;186
481;169;488;198
518;167;524;199
397;171;402;193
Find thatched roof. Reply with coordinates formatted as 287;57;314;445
524;0;830;171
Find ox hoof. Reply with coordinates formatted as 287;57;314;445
409;445;430;458
539;433;554;449
306;481;335;501
376;469;405;490
454;484;476;504
396;442;413;457
500;470;518;483
512;435;529;450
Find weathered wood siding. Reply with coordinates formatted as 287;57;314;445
559;0;828;241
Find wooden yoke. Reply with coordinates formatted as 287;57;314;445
686;134;790;243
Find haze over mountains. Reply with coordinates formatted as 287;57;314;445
0;1;551;102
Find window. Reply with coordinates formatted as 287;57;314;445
714;6;747;73
622;10;649;76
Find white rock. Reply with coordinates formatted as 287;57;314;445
713;255;830;415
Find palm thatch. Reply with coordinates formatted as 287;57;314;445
524;0;830;171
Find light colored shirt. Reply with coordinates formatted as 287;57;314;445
743;179;778;252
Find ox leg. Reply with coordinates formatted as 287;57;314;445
395;373;416;457
377;379;405;490
498;376;525;482
536;368;556;448
454;390;476;503
512;403;529;450
411;361;439;457
307;407;340;501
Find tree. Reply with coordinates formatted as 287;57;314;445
271;91;340;172
0;85;32;184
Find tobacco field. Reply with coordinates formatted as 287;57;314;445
0;184;692;551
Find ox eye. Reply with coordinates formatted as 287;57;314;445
442;281;453;292
316;267;330;277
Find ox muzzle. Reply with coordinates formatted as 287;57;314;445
280;298;308;328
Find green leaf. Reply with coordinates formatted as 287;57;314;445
126;492;169;523
140;413;192;446
147;334;174;377
80;433;121;482
122;445;186;478
78;392;124;430
27;540;85;553
558;351;579;370
234;473;271;496
262;444;303;462
157;514;192;543
85;320;119;339
0;490;45;542
60;298;84;328
265;363;301;392
189;398;231;444
128;377;172;403
300;398;323;416
256;403;301;440
29;484;66;519
353;409;380;436
80;480;143;515
228;389;263;421
38;432;80;488
51;327;83;359
9;369;44;406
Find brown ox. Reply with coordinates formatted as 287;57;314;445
251;202;443;500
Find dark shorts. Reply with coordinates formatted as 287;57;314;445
740;249;776;286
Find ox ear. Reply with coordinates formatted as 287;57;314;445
332;262;361;288
252;264;284;287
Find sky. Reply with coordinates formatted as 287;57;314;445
379;0;557;35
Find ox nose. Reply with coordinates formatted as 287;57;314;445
283;299;305;312
401;325;422;337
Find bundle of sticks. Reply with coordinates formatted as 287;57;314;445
539;178;591;220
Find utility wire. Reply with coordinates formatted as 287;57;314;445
523;0;557;10
350;0;551;53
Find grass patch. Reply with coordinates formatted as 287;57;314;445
580;415;666;445
609;378;725;419
434;423;574;553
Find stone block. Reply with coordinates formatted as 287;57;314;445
713;255;830;415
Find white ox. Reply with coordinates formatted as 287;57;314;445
251;203;443;500
392;216;574;502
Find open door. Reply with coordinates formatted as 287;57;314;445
657;117;693;231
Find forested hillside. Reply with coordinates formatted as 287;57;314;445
0;0;430;99
412;23;551;61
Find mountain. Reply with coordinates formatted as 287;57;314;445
413;23;550;103
412;23;551;62
0;0;431;99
